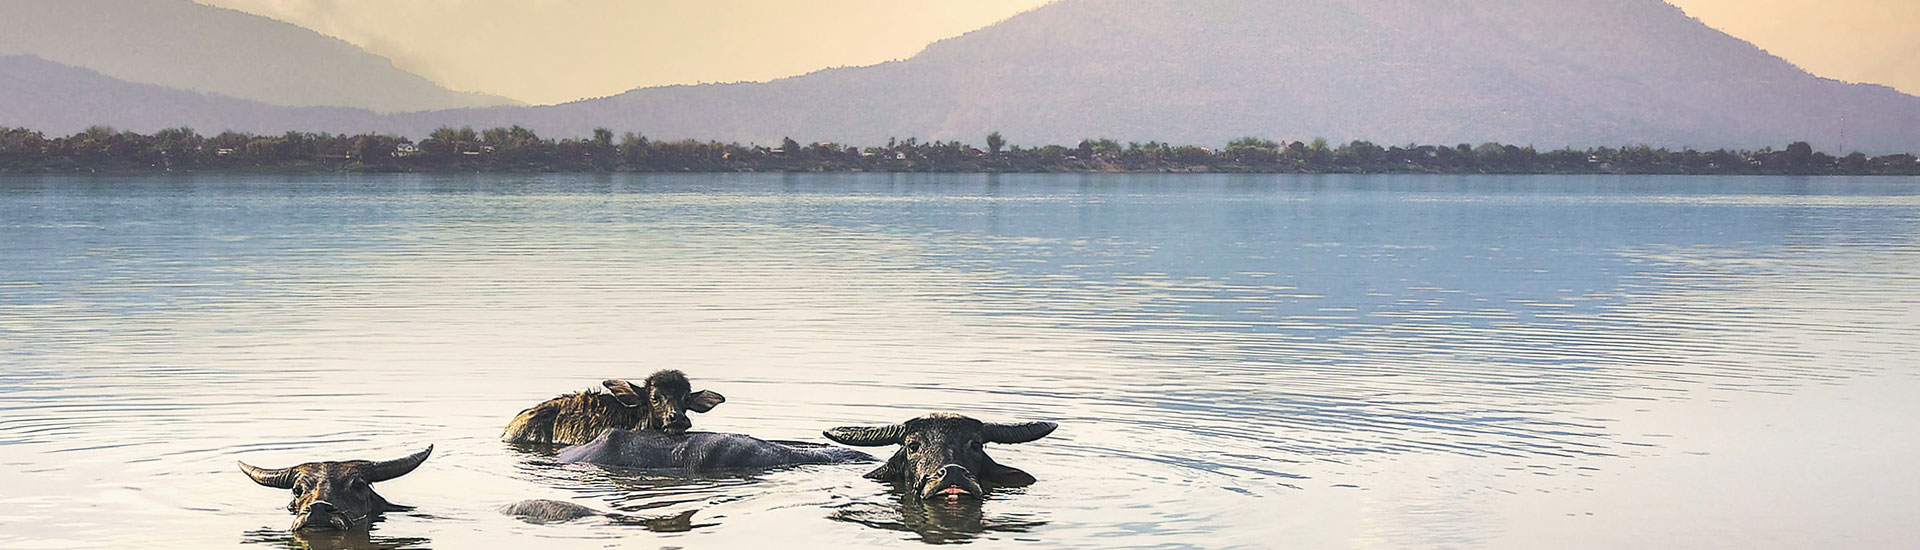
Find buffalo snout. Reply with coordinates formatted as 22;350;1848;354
923;464;985;500
662;413;693;434
294;501;350;531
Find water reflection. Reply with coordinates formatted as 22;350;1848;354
828;494;1048;545
506;454;767;532
239;528;428;550
2;174;1918;549
608;509;703;532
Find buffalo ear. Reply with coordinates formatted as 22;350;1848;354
687;390;725;413
983;464;1037;487
602;379;645;408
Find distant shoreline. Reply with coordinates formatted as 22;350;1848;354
15;167;1920;177
4;126;1917;177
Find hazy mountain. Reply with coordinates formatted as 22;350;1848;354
0;0;520;113
5;0;1915;152
0;56;391;136
401;0;1920;153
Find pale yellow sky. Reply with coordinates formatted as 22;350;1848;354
193;0;1054;105
194;0;1920;105
1668;0;1920;94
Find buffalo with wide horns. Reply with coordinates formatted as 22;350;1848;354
239;446;433;532
826;413;1055;500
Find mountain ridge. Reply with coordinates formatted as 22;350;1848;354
2;0;1916;153
393;0;1916;153
0;55;391;136
0;0;521;113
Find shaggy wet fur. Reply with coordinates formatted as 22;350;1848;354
502;391;642;445
502;370;723;445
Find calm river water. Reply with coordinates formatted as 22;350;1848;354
2;174;1918;549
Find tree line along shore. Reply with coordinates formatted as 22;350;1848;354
3;126;1917;176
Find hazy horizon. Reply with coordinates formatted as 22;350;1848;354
191;0;1920;106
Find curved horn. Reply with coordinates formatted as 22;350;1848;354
981;421;1057;444
238;461;296;489
823;425;905;447
365;445;433;482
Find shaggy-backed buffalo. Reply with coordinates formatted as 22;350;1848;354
826;413;1055;500
555;429;872;471
238;446;433;531
503;370;724;445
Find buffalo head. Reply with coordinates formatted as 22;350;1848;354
239;446;432;531
604;369;725;435
826;414;1054;500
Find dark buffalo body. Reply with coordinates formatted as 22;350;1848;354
556;429;872;471
503;370;724;445
238;446;433;532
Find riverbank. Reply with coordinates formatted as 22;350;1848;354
5;126;1917;176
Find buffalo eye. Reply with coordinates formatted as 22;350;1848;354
350;478;370;493
970;440;984;452
906;440;921;453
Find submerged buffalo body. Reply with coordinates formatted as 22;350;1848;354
500;499;701;531
499;499;606;524
239;446;433;532
503;370;725;445
827;413;1055;500
556;429;872;471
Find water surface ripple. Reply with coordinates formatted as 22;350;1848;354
2;174;1917;549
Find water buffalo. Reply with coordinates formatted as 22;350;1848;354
238;446;433;532
555;429;872;471
503;370;725;445
825;413;1055;500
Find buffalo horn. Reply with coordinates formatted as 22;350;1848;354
824;425;906;447
239;461;296;489
981;421;1057;444
366;445;434;482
